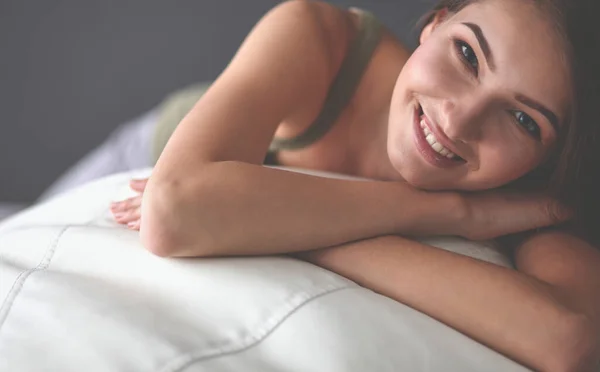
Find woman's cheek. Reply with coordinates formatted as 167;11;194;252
481;146;541;186
405;44;457;95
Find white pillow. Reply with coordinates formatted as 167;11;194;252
0;168;526;372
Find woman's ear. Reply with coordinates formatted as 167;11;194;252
419;8;449;44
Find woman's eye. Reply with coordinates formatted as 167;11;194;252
455;40;479;75
513;111;541;139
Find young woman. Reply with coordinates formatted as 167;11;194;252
110;0;600;370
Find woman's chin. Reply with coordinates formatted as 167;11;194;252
386;145;424;186
388;154;463;191
389;157;438;190
402;173;445;190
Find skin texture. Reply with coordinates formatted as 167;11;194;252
110;0;599;370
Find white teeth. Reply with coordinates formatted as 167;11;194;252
419;119;457;159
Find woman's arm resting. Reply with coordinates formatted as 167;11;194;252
143;163;462;257
140;1;466;258
297;232;600;372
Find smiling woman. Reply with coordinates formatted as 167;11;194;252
388;0;571;193
415;0;599;238
101;0;600;370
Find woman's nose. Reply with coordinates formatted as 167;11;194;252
438;97;485;142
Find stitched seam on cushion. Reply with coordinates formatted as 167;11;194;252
0;226;69;331
0;197;115;236
1;224;120;235
157;285;354;372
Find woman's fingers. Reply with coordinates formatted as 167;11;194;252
108;179;148;228
111;195;142;212
110;195;142;225
113;207;141;224
130;178;148;192
126;219;141;231
109;180;147;229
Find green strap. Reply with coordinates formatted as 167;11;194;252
151;10;384;163
269;10;383;151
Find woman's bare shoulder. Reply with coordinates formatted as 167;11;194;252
273;2;414;174
265;1;358;72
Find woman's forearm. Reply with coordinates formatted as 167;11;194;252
141;161;463;257
297;236;589;372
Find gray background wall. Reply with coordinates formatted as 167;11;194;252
0;0;435;202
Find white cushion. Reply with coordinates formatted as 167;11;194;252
0;168;526;372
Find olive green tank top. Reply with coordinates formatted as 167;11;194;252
152;9;384;164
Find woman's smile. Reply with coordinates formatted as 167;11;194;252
413;103;466;168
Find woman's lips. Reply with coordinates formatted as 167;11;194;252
413;105;463;169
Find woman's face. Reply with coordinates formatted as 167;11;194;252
387;0;572;191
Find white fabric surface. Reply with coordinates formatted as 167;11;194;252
0;203;27;222
0;168;527;372
38;109;157;202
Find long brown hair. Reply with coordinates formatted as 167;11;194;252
419;0;600;243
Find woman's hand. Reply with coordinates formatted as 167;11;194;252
458;190;572;241
110;178;148;230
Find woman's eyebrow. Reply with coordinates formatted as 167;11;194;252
515;94;560;133
461;22;496;71
460;22;560;133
